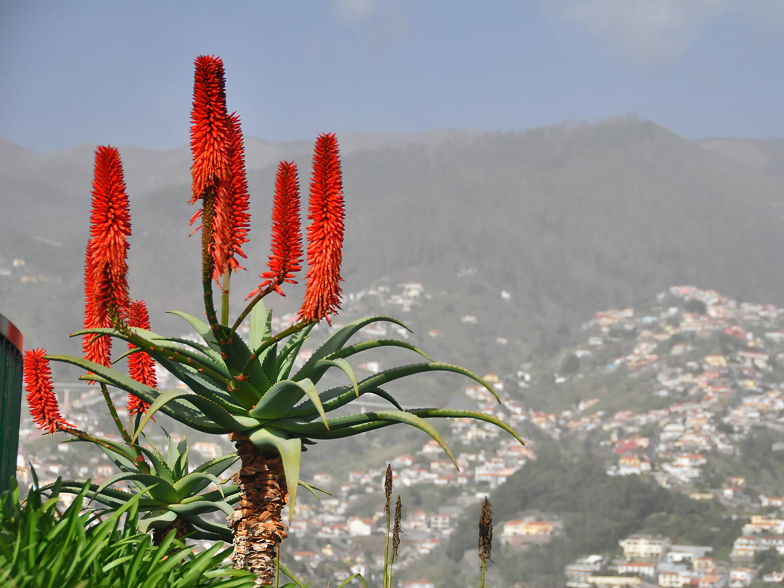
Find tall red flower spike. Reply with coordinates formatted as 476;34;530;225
213;112;251;279
250;161;302;298
24;349;72;434
299;133;344;324
89;146;131;327
190;55;230;204
190;55;231;282
82;239;112;368
126;299;156;416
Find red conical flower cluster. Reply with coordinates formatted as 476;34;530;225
251;161;302;298
190;55;231;206
24;349;72;434
84;146;131;366
127;299;156;416
299;133;344;324
213;112;251;279
83;238;112;367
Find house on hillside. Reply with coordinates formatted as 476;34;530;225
729;568;756;588
619;534;671;560
617;562;656;577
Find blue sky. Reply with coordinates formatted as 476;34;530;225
2;0;784;153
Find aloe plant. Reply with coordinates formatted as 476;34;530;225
49;302;522;582
29;54;525;585
41;431;241;543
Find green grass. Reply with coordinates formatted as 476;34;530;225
0;477;257;588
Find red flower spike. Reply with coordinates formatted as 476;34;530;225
82;239;112;367
127;299;156;415
249;161;302;298
88;145;131;328
212;112;251;279
190;55;231;207
298;133;344;324
24;349;72;434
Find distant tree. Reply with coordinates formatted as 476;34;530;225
561;354;580;375
684;299;707;315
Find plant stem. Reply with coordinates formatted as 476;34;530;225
275;543;281;588
239;320;314;376
480;559;486;588
231;282;277;333
221;270;231;325
100;383;131;445
62;426;139;465
201;186;219;330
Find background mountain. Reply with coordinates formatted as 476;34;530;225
3;117;784;374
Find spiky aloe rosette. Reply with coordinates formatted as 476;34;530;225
36;54;524;585
43;431;241;542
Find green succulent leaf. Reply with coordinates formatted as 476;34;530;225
40;480;135;510
167;310;221;352
130;389;203;444
261;340;278;386
92;472;180;504
297;358;359;398
181;485;241;506
290;362;480;418
277;323;315;381
248;379;328;429
277;410;457;466
296;316;410;383
129;327;230;377
173;472;225;500
64;435;137;466
151;355;244;414
137;509;177;533
298;480;331;501
277;560;308;588
47;354;228;434
137;444;175;485
193;452;240;477
325;338;433;363
168;498;234;517
248;428;301;521
178;514;233;542
410;408;525;447
73;326;231;381
131;389;255;444
248;299;270;350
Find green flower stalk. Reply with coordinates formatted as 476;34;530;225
383;465;393;588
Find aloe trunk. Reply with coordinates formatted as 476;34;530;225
228;432;289;584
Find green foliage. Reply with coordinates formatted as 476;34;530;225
50;301;522;515
755;547;784;575
683;299;707;315
560;354;580;375
0;477;256;588
40;431;241;541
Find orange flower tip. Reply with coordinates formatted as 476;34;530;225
24;348;73;433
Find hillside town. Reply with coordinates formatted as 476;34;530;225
16;281;784;586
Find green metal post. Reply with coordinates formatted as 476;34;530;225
0;313;23;493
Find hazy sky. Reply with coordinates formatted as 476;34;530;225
2;0;784;153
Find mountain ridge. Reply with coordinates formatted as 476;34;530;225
4;118;784;367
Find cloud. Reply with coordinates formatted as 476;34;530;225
332;0;377;25
542;0;729;66
331;0;411;49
